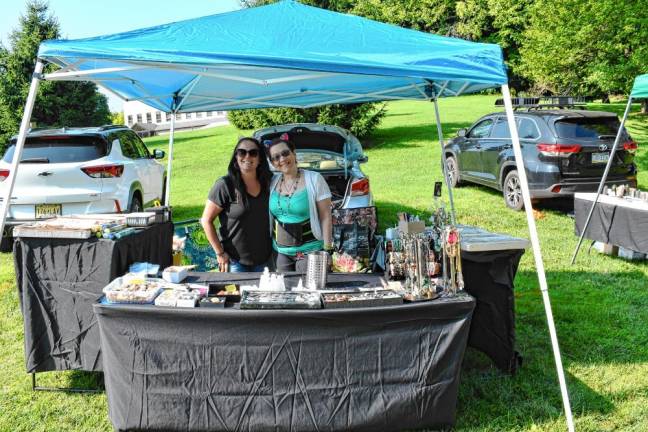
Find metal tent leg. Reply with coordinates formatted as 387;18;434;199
501;84;575;432
571;97;634;264
433;97;457;225
0;60;43;239
164;113;176;206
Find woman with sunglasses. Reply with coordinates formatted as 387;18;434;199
201;137;273;272
266;134;333;272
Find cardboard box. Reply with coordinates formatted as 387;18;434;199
593;242;618;256
398;220;425;235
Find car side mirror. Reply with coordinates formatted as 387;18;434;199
153;149;165;159
457;129;467;138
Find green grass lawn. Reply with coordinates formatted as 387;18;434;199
2;95;648;431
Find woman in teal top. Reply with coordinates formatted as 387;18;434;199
267;134;332;272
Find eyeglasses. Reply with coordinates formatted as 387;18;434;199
235;148;259;158
270;149;292;162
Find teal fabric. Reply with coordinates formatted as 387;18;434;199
270;189;323;256
37;0;507;112
631;74;648;99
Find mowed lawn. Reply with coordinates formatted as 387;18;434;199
2;95;648;431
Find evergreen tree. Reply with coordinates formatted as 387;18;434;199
0;1;111;152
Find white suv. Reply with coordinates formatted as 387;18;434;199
0;125;166;248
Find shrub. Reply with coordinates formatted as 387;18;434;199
227;103;386;141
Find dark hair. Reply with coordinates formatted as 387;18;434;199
265;133;295;157
227;137;272;208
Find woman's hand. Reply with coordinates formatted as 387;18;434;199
217;252;230;272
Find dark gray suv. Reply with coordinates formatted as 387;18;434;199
444;109;638;210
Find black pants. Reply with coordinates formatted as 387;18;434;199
276;252;309;273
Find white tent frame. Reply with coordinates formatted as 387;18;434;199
0;58;575;432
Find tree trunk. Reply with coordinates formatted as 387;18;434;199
642;99;648;115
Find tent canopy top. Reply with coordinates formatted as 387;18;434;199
631;74;648;100
37;0;507;113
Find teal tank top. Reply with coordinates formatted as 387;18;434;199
270;188;323;256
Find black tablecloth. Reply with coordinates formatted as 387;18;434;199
575;196;648;254
461;249;525;374
94;273;475;432
13;222;173;373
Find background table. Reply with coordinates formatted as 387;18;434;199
94;273;475;432
575;192;648;254
14;222;173;373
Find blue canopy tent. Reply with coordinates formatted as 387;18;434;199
572;74;648;263
0;1;573;429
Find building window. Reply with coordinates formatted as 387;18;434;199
146;113;152;123
206;111;213;117
127;115;133;125
186;112;192;119
155;112;162;123
175;113;181;120
166;112;171;122
217;111;224;115
136;114;142;123
196;112;203;118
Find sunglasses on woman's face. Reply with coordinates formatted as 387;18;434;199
236;148;259;158
270;149;292;162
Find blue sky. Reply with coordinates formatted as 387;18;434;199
1;0;242;112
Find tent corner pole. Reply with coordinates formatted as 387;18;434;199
501;84;575;432
164;113;176;207
570;96;634;264
432;97;457;225
0;60;44;240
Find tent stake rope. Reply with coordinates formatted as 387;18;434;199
571;97;634;264
502;84;575;432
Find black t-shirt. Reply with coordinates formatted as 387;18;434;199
208;177;271;266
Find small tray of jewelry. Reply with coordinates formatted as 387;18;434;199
209;283;241;303
240;290;322;310
322;289;403;309
103;275;165;304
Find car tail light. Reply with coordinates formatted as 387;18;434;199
0;169;9;182
551;185;562;193
81;164;124;178
350;178;370;196
537;143;581;157
623;141;638;153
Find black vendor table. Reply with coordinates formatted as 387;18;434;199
461;249;525;374
14;222;173;373
575;192;648;254
94;272;475;432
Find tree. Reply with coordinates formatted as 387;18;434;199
0;1;111;152
518;0;648;101
112;111;125;125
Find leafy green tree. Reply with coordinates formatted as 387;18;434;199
519;0;648;101
0;1;111;152
111;111;125;125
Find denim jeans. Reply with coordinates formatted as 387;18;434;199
229;260;266;273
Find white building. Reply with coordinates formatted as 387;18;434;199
123;101;228;136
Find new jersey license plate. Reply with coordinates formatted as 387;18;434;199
35;203;62;219
592;152;609;164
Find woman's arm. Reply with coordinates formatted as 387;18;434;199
200;200;229;272
316;198;333;249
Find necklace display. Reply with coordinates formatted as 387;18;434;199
276;169;301;214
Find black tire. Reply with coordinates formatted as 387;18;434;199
129;194;143;213
445;155;461;187
503;170;524;211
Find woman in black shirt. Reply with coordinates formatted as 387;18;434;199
201;137;273;272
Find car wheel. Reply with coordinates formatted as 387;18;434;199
129;194;143;213
503;170;524;211
445;156;461;187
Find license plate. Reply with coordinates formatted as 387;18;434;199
592;152;609;164
35;204;62;219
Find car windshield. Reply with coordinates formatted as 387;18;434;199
294;151;348;171
2;137;108;163
554;117;622;140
